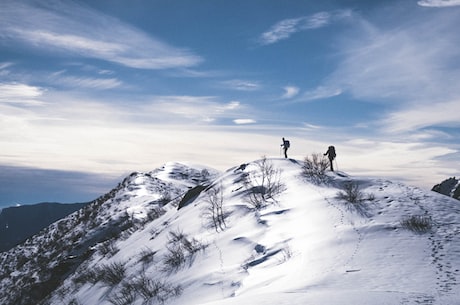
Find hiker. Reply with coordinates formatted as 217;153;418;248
324;145;336;171
281;137;290;158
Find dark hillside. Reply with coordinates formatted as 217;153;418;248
0;202;87;252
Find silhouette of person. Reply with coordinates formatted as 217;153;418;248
281;137;290;158
324;145;336;171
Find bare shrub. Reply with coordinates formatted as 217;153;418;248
138;247;157;265
100;262;126;286
168;230;206;254
203;184;227;232
302;153;329;184
107;284;137;305
401;215;432;233
98;239;119;257
72;266;101;286
337;182;364;204
107;273;183;305
336;182;374;217
244;156;286;210
131;273;182;303
162;230;206;273
162;244;186;272
147;206;166;221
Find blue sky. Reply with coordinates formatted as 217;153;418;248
1;0;460;207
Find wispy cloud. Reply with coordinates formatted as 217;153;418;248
0;89;267;174
418;0;460;7
220;79;262;91
224;101;242;110
0;62;14;77
233;119;256;125
321;8;460;133
339;138;457;187
0;62;14;70
259;10;352;45
260;17;306;45
50;75;122;90
137;96;252;125
382;100;460;133
300;86;342;102
302;122;322;130
281;86;300;99
0;82;45;105
0;0;202;69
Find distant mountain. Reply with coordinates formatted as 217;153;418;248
0;202;87;252
0;159;459;305
432;177;460;200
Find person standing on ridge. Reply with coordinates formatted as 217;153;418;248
324;145;336;171
281;137;290;158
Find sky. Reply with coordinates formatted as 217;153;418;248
1;0;460;207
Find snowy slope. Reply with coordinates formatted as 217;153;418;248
41;158;460;305
0;162;218;305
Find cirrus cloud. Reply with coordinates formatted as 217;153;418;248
382;100;460;133
0;0;202;70
221;79;261;91
319;7;460;135
300;86;342;102
259;10;352;45
418;0;460;7
51;75;122;90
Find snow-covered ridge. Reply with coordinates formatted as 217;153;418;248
1;158;459;305
0;162;218;305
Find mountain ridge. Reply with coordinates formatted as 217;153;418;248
0;158;459;305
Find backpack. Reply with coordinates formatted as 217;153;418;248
284;140;290;148
329;146;336;158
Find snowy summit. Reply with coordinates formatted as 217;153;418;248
0;158;459;305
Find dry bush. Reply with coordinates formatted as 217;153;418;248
203;184;227;232
100;262;126;287
401;215;432;234
131;273;182;303
302;153;329;184
244;156;286;210
138;247;157;265
337;182;364;203
107;285;137;305
107;273;182;305
162;230;206;273
336;182;375;217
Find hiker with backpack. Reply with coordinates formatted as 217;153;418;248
281;137;290;158
324;145;336;171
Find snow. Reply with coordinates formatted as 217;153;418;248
5;158;460;305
